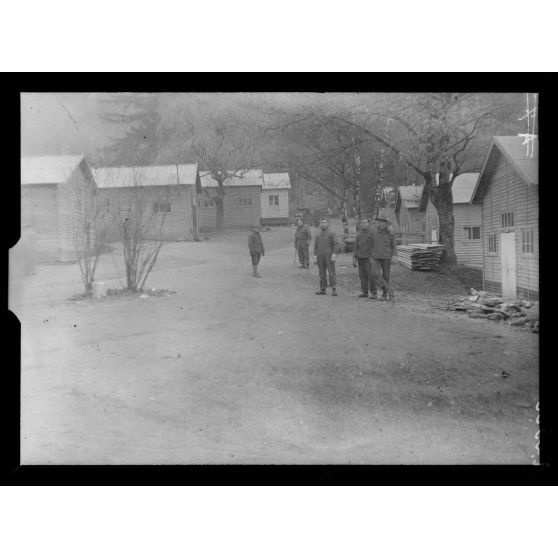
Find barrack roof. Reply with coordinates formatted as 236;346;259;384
21;154;85;184
200;169;264;188
92;163;199;189
262;172;291;190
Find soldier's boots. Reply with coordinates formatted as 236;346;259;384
331;288;337;296
358;293;368;298
315;290;326;295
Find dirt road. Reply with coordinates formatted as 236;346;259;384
14;224;539;464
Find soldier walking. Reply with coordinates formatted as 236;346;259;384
294;217;312;268
352;219;374;298
313;218;340;296
248;223;264;278
370;218;397;301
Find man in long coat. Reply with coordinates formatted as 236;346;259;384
294;218;312;268
352;219;374;298
313;218;340;296
370;218;397;301
248;223;265;278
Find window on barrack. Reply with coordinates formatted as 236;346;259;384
501;211;514;228
521;229;535;253
488;233;497;253
153;202;171;213
464;226;481;240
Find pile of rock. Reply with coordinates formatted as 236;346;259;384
450;289;539;332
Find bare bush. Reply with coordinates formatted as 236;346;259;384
116;181;170;292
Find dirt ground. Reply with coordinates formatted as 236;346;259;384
11;220;539;464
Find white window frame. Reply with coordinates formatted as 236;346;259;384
464;226;481;240
501;211;515;228
239;198;253;208
488;232;498;254
521;228;535;254
153;202;171;213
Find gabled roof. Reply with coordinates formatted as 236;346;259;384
418;172;480;210
200;169;264;188
263;172;291;190
396;184;423;211
451;173;480;204
471;136;538;203
92;163;199;189
21;154;85;185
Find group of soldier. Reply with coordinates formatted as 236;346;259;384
248;215;397;301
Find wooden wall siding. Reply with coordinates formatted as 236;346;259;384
261;189;289;220
453;204;483;268
197;202;217;230
481;152;539;298
223;186;262;228
96;185;195;242
396;206;426;244
396;204;410;227
21;184;59;261
57;161;98;261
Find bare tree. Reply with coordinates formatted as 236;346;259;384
110;171;171;291
155;94;261;230
73;196;105;292
329;93;524;263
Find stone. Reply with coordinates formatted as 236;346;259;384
478;305;497;313
469;311;488;319
486;313;504;321
521;306;540;322
482;297;504;306
470;288;478;295
510;317;527;326
468;295;479;302
477;291;489;297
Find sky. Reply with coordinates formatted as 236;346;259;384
20;93;125;158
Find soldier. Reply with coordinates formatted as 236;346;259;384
248;223;264;278
352;219;374;298
370;218;397;301
294;217;312;268
313;218;340;296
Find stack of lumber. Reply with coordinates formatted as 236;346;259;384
396;243;445;270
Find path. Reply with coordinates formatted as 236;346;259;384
14;225;539;464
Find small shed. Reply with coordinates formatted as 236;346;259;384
20;154;97;262
199;169;263;230
93;163;202;242
420;173;483;267
261;172;291;225
394;184;425;244
470;136;538;300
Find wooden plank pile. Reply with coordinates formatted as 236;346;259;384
396;243;445;270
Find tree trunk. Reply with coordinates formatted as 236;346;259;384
428;177;457;264
216;181;225;231
340;183;350;235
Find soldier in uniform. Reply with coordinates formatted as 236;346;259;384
313;218;340;296
294;217;312;268
248;223;265;278
352;219;374;298
370;218;397;301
